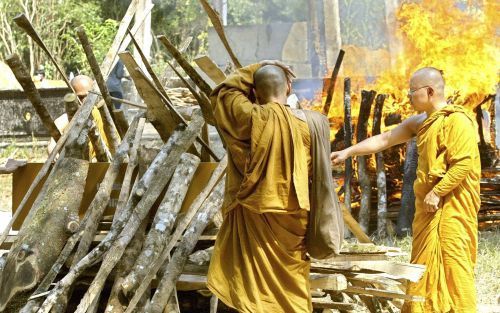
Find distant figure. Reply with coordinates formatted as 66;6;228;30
332;67;481;312
106;60;125;109
48;75;110;159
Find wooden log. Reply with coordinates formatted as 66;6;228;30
157;35;213;101
344;286;425;302
0;157;89;311
372;94;387;237
145;179;226;313
121;153;201;297
310;273;347;290
105;217;148;313
356;90;376;233
198;0;241;68
72;115;145;266
396;138;418;236
77;26;126;144
0;93;97;248
160;36;192;87
5;54;61;141
39;111;205;313
119;51;179;141
194;55;226;84
165;60;217;126
343;77;353;238
341;204;372;244
322;49;345;116
102;0;139;78
123;155;227;313
0;0;140;248
64;93;111;162
120;49;219;160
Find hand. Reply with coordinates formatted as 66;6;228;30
259;60;296;83
331;149;350;165
424;190;441;213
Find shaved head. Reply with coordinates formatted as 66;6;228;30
254;65;288;104
410;67;445;96
71;75;93;97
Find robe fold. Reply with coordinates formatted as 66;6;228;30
207;64;313;313
402;105;481;313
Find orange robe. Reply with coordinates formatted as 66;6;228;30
207;64;313;313
403;105;481;313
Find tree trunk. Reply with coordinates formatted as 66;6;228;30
356;90;376;233
343;77;353;238
120;153;201;298
397;138;418;236
0;157;89;311
145;179;226;313
372;94;387;237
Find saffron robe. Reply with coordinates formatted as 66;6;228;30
402;105;481;313
207;64;313;313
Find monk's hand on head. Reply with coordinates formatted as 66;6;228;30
424;190;441;213
330;150;349;165
259;60;296;83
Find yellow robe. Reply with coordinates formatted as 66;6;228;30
403;105;481;313
207;64;313;313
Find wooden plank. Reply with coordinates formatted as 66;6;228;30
344;286;425;302
312;298;357;311
311;260;425;283
119;52;177;142
194;56;226;84
310;273;347;290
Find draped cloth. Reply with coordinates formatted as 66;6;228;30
402;105;481;313
207;64;313;313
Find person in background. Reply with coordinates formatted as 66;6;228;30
106;60;125;109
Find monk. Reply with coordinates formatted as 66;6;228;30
207;61;323;313
48;75;111;158
331;67;481;312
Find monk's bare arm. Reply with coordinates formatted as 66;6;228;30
331;114;425;163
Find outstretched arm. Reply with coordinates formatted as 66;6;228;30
331;114;423;164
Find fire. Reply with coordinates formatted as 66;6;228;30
311;0;499;143
371;0;499;112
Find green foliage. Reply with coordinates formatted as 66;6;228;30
1;0;307;77
62;19;118;75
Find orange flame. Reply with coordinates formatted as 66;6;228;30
372;0;499;111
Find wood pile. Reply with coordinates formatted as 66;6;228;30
0;1;427;312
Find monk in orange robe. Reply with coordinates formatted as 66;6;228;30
207;61;314;313
331;67;481;312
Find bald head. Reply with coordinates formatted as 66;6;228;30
71;75;93;97
254;65;289;104
410;67;445;96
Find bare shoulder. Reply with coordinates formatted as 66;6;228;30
402;113;427;136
